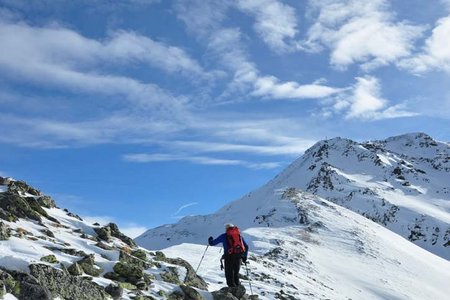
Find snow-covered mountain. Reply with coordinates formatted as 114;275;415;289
137;132;450;260
0;177;213;300
135;133;450;299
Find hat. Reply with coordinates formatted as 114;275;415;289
225;223;234;230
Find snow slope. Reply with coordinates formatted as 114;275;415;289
140;189;450;299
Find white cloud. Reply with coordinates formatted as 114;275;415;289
0;20;205;115
302;0;424;70
234;0;299;52
252;75;344;99
123;153;281;169
347;76;387;118
0;20;207;78
342;76;418;120
400;16;450;73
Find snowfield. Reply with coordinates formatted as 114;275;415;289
156;192;450;299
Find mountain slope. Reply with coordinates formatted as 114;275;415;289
136;132;450;299
138;187;450;299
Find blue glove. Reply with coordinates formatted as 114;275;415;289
208;236;213;244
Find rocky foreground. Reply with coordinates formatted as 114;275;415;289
0;176;257;300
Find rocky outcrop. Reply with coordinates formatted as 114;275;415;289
29;264;109;300
94;222;137;247
154;251;208;290
77;254;104;277
1;268;52;300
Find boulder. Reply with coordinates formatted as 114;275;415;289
120;250;150;269
212;288;238;300
212;286;247;300
40;255;59;264
165;257;208;290
0;222;11;240
2;268;52;300
0;269;19;296
106;222;137;247
29;263;109;300
105;284;123;300
180;284;205;300
77;254;104;277
37;196;56;209
67;262;83;276
113;262;144;284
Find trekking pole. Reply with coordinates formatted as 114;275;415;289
195;245;209;273
244;262;253;295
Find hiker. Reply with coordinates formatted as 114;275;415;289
208;223;249;287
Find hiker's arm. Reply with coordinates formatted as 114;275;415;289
208;233;225;246
243;238;249;259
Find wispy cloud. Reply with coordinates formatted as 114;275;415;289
0;19;202;116
399;16;450;73
172;202;199;218
234;0;299;53
207;28;343;101
123;153;281;170
302;0;424;70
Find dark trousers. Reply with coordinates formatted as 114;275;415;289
224;253;241;287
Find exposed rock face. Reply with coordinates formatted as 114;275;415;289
0;193;42;222
1;268;52;300
0;221;11;240
29;264;109;300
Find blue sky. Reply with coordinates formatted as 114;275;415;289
0;0;449;237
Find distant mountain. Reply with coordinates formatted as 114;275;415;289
137;132;450;261
0;177;211;300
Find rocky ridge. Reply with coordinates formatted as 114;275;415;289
0;176;250;300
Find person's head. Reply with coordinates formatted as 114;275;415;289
225;223;234;230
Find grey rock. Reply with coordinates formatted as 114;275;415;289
0;222;11;240
77;254;104;277
212;286;247;300
164;257;208;290
94;223;137;247
29;263;109;300
120;250;150;269
212;288;239;300
180;284;205;300
105;284;123;300
67;262;83;276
